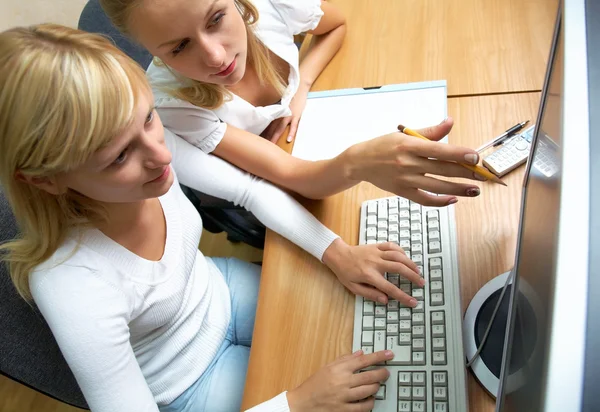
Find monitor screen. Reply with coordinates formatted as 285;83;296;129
496;8;563;412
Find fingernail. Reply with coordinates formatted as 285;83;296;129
418;278;426;287
466;187;480;197
473;172;487;181
440;117;448;124
287;135;293;143
464;153;479;165
385;350;394;358
410;298;418;307
354;350;363;356
377;296;387;304
447;198;458;206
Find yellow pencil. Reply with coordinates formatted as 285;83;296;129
397;125;507;187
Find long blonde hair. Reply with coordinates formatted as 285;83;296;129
100;0;286;109
0;24;150;300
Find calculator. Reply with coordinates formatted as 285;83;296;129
482;125;536;177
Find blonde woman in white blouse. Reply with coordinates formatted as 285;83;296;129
100;0;485;207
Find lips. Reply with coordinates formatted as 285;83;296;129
215;58;236;77
150;165;170;183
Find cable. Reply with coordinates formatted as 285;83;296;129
466;271;514;368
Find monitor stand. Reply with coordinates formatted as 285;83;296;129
462;270;539;399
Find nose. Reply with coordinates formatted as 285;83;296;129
198;36;226;68
143;132;172;170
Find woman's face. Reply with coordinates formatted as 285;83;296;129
130;0;248;86
58;91;174;204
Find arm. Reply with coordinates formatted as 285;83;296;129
30;266;158;412
299;1;346;90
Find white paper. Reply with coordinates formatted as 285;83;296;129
292;84;447;161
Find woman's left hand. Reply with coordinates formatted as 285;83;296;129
322;238;424;308
264;84;310;144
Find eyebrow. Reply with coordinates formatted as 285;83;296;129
157;0;220;49
95;106;155;170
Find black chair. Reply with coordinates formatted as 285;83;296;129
0;188;88;409
78;0;265;249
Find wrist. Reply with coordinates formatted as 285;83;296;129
337;143;364;183
322;237;350;268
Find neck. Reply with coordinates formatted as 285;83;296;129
97;198;155;235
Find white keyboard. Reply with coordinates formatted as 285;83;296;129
353;196;468;412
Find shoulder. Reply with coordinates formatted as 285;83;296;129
254;0;324;35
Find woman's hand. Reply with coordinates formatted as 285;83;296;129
322;239;423;307
263;84;310;144
287;349;393;412
342;117;484;207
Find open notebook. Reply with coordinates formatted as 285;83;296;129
291;81;448;161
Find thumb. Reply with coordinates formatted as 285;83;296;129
401;117;454;142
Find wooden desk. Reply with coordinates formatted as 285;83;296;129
307;0;558;96
241;92;541;411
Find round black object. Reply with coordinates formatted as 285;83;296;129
474;285;538;379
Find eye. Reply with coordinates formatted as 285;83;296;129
172;39;190;56
210;12;225;26
113;148;128;165
146;110;154;124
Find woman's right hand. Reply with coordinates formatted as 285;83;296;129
286;349;393;412
342;117;484;207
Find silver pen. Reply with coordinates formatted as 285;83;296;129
475;120;530;153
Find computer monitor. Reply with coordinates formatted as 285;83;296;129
495;0;600;411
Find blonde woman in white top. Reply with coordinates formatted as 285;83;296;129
100;0;485;207
0;25;415;412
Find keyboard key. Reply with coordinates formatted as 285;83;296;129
362;331;374;345
361;345;373;354
412;313;425;325
378;208;388;221
362;316;374;330
410;212;422;223
411;254;423;266
428;220;440;232
431;281;443;293
366;215;377;227
432;325;445;338
399;333;411;344
400;230;411;240
387;323;399;335
399;320;411;332
389;198;399;209
388;223;399;234
375;385;386;400
366;227;377;240
411;233;423;244
400;308;412;319
412;386;426;400
398;386;412;400
431;311;445;324
429;241;441;254
429;230;441;241
427;210;439;222
433;386;447;401
431;293;444;306
434;402;448;412
398;372;411;385
430;257;442;270
412;326;425;337
430;269;443;280
412;372;426;386
387;339;412;365
398;401;411;412
389;213;399;224
387;300;399;310
375;306;386;317
410;203;421;213
412;288;424;300
412;243;423;254
377;220;387;230
366;239;376;244
433;351;446;365
413;338;425;350
411;222;422;233
412;351;425;365
433;371;447;386
400;219;411;229
374;331;386;352
400;240;411;250
363;300;374;315
400;210;411;219
413;401;426;412
387;311;399;323
367;201;377;216
432;338;446;351
414;301;425;312
399;198;410;210
375;318;387;329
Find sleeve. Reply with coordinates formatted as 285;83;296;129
166;129;339;261
30;266;158;412
156;97;227;154
270;0;324;35
245;392;290;412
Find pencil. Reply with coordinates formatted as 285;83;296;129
397;125;507;187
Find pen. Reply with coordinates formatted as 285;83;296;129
475;120;530;153
397;124;507;187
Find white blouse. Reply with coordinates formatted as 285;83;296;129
146;0;324;153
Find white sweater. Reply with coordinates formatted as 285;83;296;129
30;129;338;412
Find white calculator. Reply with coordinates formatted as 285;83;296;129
482;125;535;177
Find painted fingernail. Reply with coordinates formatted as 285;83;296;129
377;296;387;304
447;197;458;206
410;298;418;307
385;350;394;358
466;187;480;197
464;153;479;165
473;172;487;181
